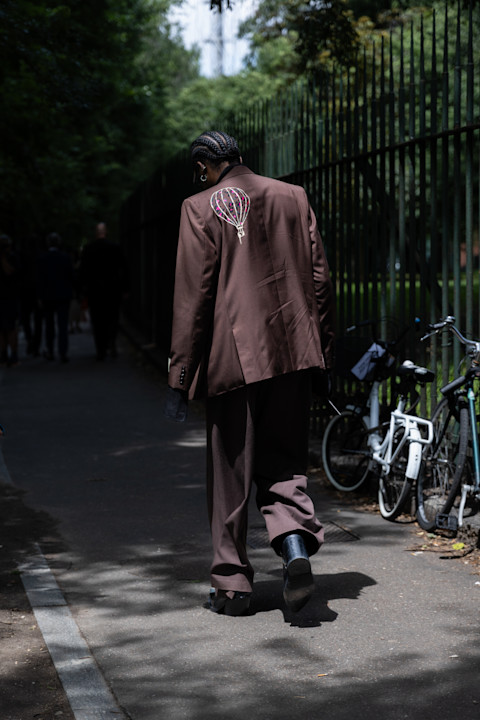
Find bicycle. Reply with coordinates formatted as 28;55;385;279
416;316;480;532
322;322;435;520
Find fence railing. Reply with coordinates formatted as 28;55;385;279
120;2;479;416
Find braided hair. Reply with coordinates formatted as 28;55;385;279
190;130;241;167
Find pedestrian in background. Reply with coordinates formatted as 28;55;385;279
37;232;74;363
166;131;335;616
0;234;20;367
68;249;85;334
79;222;129;361
20;233;43;357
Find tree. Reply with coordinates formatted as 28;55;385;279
0;0;198;245
237;1;476;75
239;0;361;73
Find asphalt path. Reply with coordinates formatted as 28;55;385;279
1;327;480;720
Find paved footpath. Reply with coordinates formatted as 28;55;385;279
1;327;480;720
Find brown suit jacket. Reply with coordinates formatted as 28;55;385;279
168;165;335;399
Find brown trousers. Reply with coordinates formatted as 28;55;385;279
206;370;324;593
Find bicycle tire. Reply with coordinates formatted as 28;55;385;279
416;397;469;531
378;426;416;520
322;410;371;491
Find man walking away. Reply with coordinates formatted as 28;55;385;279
166;131;335;617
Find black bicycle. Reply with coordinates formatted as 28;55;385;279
416;316;480;532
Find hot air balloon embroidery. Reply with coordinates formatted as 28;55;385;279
210;187;251;244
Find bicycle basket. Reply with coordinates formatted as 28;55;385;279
335;335;373;380
335;335;395;382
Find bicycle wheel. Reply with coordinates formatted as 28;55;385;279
378;426;414;520
416;397;469;531
322;410;371;491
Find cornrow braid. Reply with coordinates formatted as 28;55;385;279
190;130;241;167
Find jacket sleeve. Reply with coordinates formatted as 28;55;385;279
168;198;218;395
307;196;335;369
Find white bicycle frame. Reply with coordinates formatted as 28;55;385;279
362;380;434;481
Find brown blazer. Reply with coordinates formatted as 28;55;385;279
168;165;335;399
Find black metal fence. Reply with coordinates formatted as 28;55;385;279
120;3;479;412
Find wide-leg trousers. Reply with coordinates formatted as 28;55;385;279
205;370;324;593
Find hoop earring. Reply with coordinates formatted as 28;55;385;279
200;173;207;183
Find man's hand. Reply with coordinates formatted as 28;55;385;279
311;368;333;399
163;386;188;422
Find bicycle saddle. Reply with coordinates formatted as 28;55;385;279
397;360;435;383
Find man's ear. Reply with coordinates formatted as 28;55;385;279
193;160;204;184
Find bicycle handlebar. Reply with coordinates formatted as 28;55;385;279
421;316;480;360
420;315;456;340
346;318;411;350
346;319;376;333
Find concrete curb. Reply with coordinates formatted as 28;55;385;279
19;544;128;720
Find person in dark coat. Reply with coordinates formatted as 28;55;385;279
37;233;74;363
166;131;336;616
19;233;43;357
79;223;129;361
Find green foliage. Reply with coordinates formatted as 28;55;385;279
240;0;365;72
0;0;198;246
349;0;394;18
164;66;297;157
245;34;299;82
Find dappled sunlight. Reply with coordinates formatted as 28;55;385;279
39;525;480;719
176;482;204;490
173;429;207;448
7;468;480;720
42;538;480;719
109;443;165;457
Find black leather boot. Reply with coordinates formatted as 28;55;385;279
282;533;314;612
